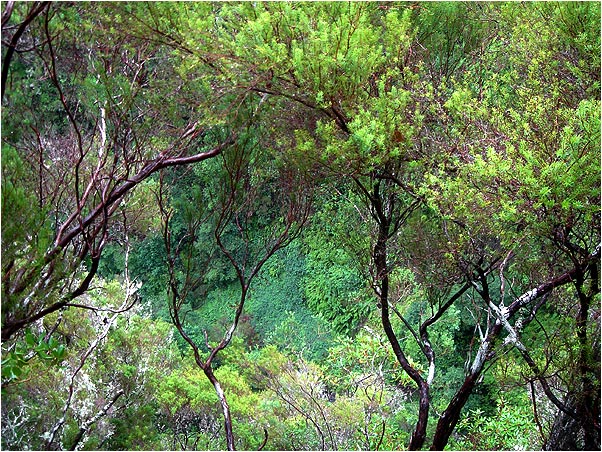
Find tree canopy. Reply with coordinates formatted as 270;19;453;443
2;2;600;451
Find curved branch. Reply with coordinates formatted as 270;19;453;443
1;254;101;342
518;347;578;419
53;135;235;253
1;1;49;98
430;243;601;450
257;427;269;451
1;1;15;26
2;136;235;343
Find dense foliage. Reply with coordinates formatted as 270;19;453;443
2;2;600;451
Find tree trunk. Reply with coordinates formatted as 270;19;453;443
429;372;480;450
430;249;601;450
204;366;235;451
374;221;429;451
570;265;601;451
545;396;586;450
544;385;600;450
430;321;503;451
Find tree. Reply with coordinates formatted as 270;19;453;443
1;275;179;451
198;3;454;448
2;2;599;450
413;3;600;448
1;2;235;343
195;2;600;449
158;112;312;449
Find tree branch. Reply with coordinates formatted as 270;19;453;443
1;1;49;98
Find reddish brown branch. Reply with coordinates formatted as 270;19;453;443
1;1;49;97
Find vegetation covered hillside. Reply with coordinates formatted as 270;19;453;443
1;2;600;450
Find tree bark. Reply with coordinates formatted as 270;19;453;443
429;347;493;450
68;389;124;451
374;219;429;451
545;402;583;451
204;366;235;451
572;263;601;451
1;2;49;98
430;245;601;450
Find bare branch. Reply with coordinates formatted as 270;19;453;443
1;1;49;98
